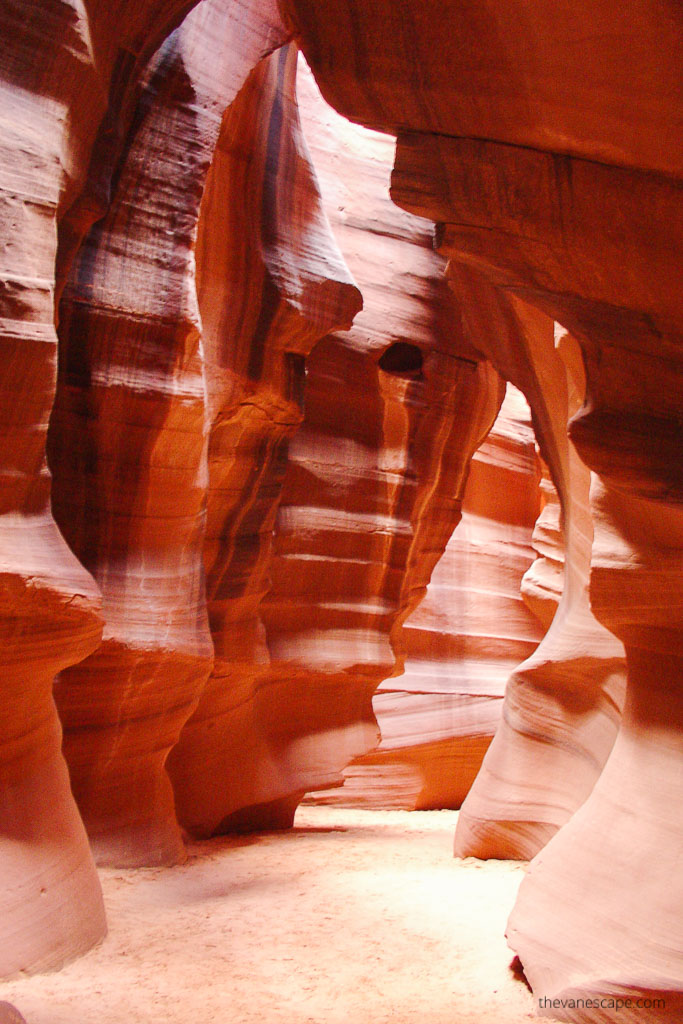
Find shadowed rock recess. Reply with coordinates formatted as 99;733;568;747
0;1;679;1021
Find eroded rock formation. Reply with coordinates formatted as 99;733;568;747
48;0;296;869
318;386;544;809
282;1;682;1017
450;300;627;860
0;0;209;978
0;1;680;1018
169;56;504;833
394;147;679;1018
167;46;363;835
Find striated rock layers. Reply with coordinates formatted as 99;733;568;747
49;1;380;866
169;56;505;834
0;0;680;1015
449;296;628;860
167;47;363;835
0;0;216;979
49;0;293;869
284;1;682;1019
315;386;544;810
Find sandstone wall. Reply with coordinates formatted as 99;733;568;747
169;57;505;833
448;295;627;860
0;0;209;977
0;0;357;970
285;1;682;1017
167;46;363;835
313;386;544;809
0;3;679;1016
50;0;292;869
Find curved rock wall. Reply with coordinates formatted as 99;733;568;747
281;0;680;175
167;46;363;835
449;296;627;860
317;386;544;809
508;477;683;1021
169;56;504;833
285;1;682;1017
0;2;679;1015
49;0;291;868
397;158;678;1011
0;0;208;978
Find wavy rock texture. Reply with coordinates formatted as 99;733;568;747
315;386;544;809
0;0;212;979
254;59;505;823
520;445;563;631
166;48;363;835
169;55;503;835
447;298;627;860
394;151;680;1013
508;479;683;1022
284;1;682;1016
0;0;679;1011
281;0;680;176
49;0;290;868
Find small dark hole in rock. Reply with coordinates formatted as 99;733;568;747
378;341;423;376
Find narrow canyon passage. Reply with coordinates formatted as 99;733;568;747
0;808;534;1024
0;3;679;1020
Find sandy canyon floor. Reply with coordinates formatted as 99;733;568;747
2;807;537;1024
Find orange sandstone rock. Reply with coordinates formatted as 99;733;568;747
286;2;682;1014
449;303;627;860
50;0;291;868
250;59;506;820
395;91;680;1024
0;0;201;978
328;387;544;810
508;478;683;1021
0;2;678;1011
169;55;503;833
167;47;363;835
281;0;681;175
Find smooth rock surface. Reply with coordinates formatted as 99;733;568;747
50;0;290;868
314;387;544;809
0;0;201;977
452;315;627;860
167;47;363;836
170;55;503;833
285;2;682;1016
0;2;679;1016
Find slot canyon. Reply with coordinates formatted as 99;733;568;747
0;2;680;1022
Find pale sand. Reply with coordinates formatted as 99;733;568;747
1;807;537;1024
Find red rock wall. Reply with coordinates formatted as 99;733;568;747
0;0;355;970
49;0;292;868
0;2;679;1014
167;46;363;835
285;1;682;1017
169;56;504;834
324;386;543;810
281;0;680;175
450;298;627;860
0;0;208;977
